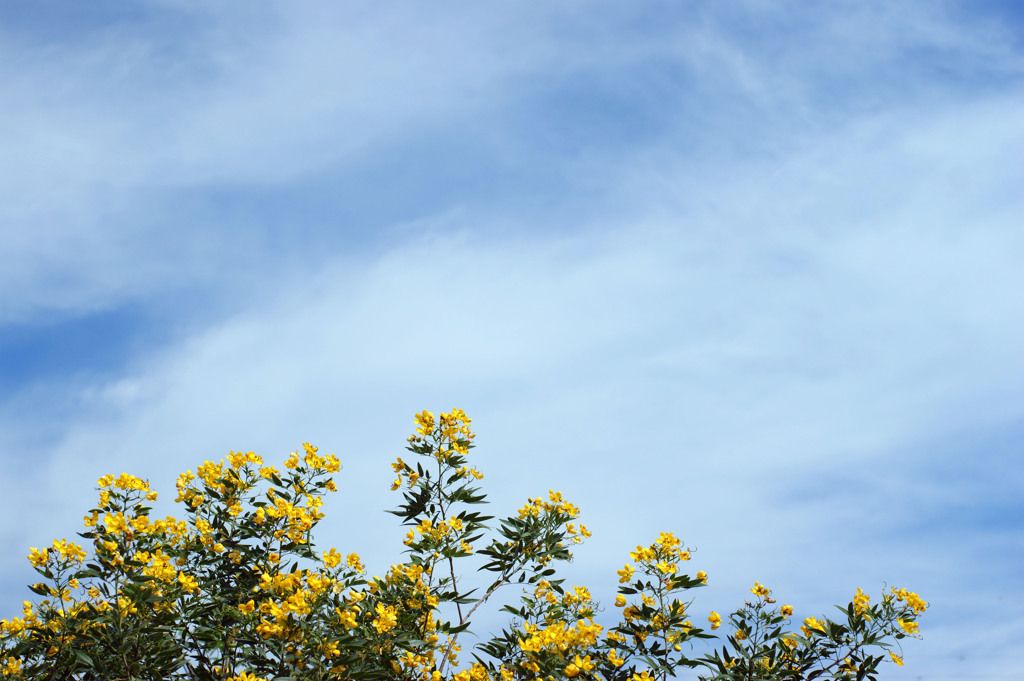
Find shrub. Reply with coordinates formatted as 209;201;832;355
0;409;926;680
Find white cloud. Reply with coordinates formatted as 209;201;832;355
8;0;1020;323
0;2;565;320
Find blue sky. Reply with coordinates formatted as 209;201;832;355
1;1;1022;678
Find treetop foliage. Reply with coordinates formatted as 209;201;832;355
0;409;926;680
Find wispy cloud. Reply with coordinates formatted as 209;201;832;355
1;1;1021;678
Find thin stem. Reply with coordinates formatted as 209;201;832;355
438;577;509;674
434;444;464;624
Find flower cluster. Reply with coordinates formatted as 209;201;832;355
0;409;926;681
703;579;929;680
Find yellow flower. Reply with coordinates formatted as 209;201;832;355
708;611;721;630
898;618;919;635
113;473;149;491
117;595;138;615
751;581;771;598
629;545;655;562
229;673;268;681
574;655;595;673
696;570;708;583
2;656;23;676
178;573;199;594
323;548;342;568
889;651;904;666
238;600;256;615
614;594;627;607
414;410;435;435
323;453;341;473
104;512;128;535
891;587;928;614
780;604;793;617
53;539;87;563
802;616;825;637
372;603;398;633
27;548;48;568
336;608;358;629
617;564;635;583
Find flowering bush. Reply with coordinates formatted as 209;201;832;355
0;409;926;680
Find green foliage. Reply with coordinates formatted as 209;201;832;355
0;409;926;681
